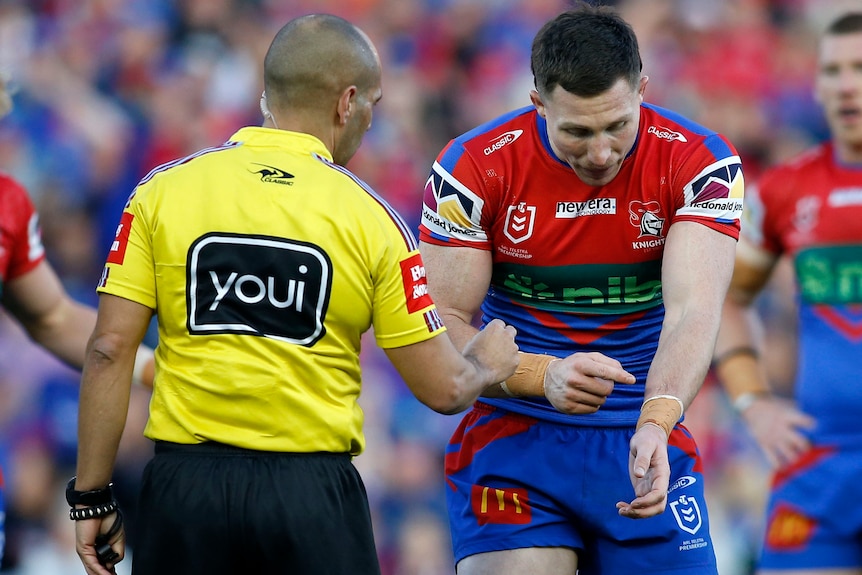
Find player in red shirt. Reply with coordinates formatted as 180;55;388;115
0;76;154;563
419;4;742;574
715;12;862;574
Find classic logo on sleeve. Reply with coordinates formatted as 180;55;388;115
187;233;332;345
106;212;134;265
400;252;433;314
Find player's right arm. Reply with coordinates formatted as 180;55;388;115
714;238;815;468
419;241;634;413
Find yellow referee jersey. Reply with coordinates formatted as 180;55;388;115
98;127;445;455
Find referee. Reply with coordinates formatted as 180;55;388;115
68;14;519;575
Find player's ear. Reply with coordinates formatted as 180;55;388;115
530;89;546;118
336;86;357;125
638;75;649;101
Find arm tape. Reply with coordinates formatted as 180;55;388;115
636;395;684;437
713;346;770;402
712;345;758;367
500;352;558;397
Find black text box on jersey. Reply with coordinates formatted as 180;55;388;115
187;233;332;345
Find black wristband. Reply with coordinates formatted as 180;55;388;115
69;500;119;521
65;476;114;507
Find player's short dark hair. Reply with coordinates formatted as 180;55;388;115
531;1;642;98
825;12;862;35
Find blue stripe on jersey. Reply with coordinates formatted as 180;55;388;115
702;134;733;161
644;103;733;159
314;154;418;251
439;106;535;172
643;103;713;136
138;140;241;186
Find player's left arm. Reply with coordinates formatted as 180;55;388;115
3;259;104;368
617;221;736;519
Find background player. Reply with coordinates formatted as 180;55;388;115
714;11;862;575
0;75;154;566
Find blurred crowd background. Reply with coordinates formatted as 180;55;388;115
0;0;855;573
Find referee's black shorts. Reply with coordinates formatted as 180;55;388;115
131;441;381;575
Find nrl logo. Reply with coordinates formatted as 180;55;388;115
670;495;703;535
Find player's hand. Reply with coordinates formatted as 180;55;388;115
465;319;520;386
616;423;670;519
75;514;125;575
543;352;635;414
740;395;816;469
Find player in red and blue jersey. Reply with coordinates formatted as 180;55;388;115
0;77;155;564
419;4;743;575
715;12;862;575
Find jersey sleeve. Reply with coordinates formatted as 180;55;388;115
671;134;744;239
371;204;446;349
0;175;45;281
739;169;784;256
418;140;491;249
97;185;157;308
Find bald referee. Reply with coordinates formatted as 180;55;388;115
68;14;519;575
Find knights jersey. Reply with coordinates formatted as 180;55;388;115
743;142;862;442
0;173;45;295
419;104;743;425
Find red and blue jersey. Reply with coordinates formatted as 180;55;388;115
0;172;45;296
420;104;743;425
744;142;862;443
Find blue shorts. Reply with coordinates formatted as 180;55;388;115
444;403;717;575
759;441;862;570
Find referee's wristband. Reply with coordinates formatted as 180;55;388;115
69;500;119;521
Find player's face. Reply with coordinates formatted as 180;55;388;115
815;31;862;155
531;76;646;187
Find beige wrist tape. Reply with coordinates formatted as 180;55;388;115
714;349;770;402
636;395;684;437
500;353;557;397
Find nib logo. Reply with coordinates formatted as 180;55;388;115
251;164;295;185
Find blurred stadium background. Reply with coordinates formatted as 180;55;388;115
0;0;855;573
